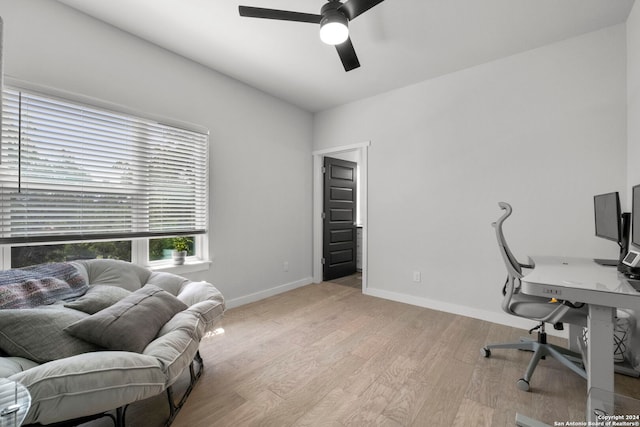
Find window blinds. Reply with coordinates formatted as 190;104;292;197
0;87;208;244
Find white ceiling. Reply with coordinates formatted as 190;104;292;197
56;0;635;112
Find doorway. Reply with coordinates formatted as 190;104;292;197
323;156;358;281
312;142;369;291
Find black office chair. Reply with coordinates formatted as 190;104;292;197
482;202;588;391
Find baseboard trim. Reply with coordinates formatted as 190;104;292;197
225;281;568;338
225;277;313;309
363;287;568;338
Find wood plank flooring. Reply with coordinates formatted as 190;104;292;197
81;281;640;427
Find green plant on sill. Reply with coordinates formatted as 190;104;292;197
173;236;192;253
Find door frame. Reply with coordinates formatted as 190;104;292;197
312;141;370;291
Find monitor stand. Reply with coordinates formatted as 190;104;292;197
618;212;631;272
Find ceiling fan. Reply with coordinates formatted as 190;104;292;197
238;0;385;72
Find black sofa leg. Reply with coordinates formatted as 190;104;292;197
164;351;204;427
114;406;127;427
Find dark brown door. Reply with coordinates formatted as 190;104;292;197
323;156;357;281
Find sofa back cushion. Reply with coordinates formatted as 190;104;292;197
71;259;151;291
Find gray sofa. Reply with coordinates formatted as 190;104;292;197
0;259;225;426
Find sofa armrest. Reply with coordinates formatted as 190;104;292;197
187;300;225;331
144;315;201;387
176;281;225;308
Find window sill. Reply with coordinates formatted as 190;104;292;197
148;259;212;275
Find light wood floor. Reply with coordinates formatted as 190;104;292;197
327;272;362;289
82;281;640;426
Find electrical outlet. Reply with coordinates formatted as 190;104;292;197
283;261;289;272
412;271;421;283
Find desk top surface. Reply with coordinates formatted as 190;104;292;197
522;256;640;309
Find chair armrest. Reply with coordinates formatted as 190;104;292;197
519;256;535;270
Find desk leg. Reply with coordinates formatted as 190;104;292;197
568;324;582;353
586;304;615;422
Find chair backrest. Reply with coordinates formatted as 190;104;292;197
493;202;527;314
493;202;524;277
492;202;587;326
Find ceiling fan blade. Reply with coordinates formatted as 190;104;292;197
239;6;322;24
335;38;360;72
339;0;385;21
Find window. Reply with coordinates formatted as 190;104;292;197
0;86;209;268
11;241;132;268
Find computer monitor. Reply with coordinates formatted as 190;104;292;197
593;191;628;267
632;185;640;247
594;192;622;243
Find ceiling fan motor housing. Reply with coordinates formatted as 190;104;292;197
321;1;349;28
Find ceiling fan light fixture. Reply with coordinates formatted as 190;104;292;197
320;12;348;45
239;0;388;71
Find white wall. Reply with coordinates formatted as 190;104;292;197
626;0;640;369
0;0;314;306
629;1;640;196
314;25;628;326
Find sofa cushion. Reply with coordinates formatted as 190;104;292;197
0;306;102;363
65;284;188;353
10;351;166;425
64;285;132;314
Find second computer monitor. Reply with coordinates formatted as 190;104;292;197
594;191;622;243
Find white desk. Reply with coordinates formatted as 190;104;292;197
521;256;640;423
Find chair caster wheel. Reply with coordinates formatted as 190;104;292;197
481;347;491;357
516;378;530;391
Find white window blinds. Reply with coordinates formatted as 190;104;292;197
0;87;208;244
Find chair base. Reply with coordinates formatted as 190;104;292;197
482;331;586;391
